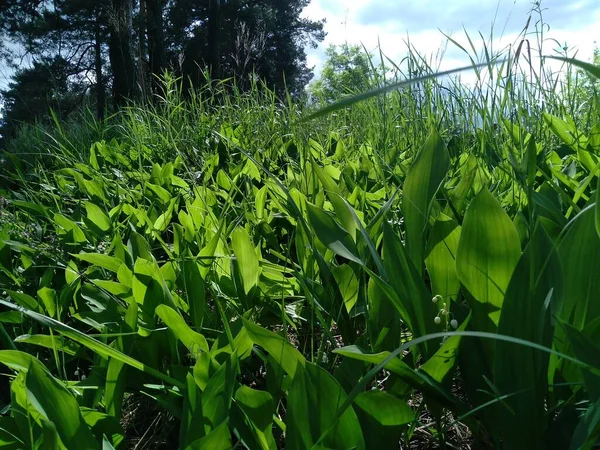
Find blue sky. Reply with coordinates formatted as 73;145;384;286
302;0;600;82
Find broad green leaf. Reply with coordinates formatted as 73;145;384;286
84;202;111;233
37;287;57;318
334;345;460;408
105;301;137;419
367;277;401;352
0;351;98;450
570;397;600;450
286;362;365;450
596;175;600;239
420;315;469;383
353;390;413;449
14;334;79;356
403;128;450;271
72;253;123;273
156;304;208;354
558;205;600;331
186;422;231;450
306;202;362;265
231;227;260;295
233;386;277;450
493;225;563;450
11;200;50;218
132;258;176;326
182;259;205;327
354;390;413;426
382;222;438;356
186;353;239;444
146;182;171;204
425;213;461;301
199;223;223;278
0;301;184;389
564;323;600;400
331;264;359;312
5;290;39;310
312;163;357;238
456;188;521;329
54;214;87;244
243;319;305;377
128;231;153;262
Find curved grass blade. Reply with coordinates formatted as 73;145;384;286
317;330;599;448
299;61;499;122
0;300;185;389
548;56;600;80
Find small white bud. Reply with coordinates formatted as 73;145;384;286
450;319;458;329
434;316;442;325
81;374;86;381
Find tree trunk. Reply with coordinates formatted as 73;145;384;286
108;0;135;107
207;0;220;78
138;0;148;99
94;15;105;121
146;0;165;92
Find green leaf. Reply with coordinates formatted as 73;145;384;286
85;202;111;233
231;227;260;295
243;319;305;377
558;205;600;331
456;188;521;329
128;231;153;262
37;287;57;318
14;334;79;356
185;353;239;444
596;175;600;239
403;128;450;271
146;182;172;204
186;422;232;450
425;213;461;302
0;351;99;450
105;301;137;419
570;398;600;450
53;214;87;244
312;163;357;238
182;259;206;328
353;390;413;449
382;222;438;356
0;301;184;390
493;225;563;450
5;290;39;310
548;56;600;80
333;345;459;408
233;386;277;450
72;253;123;273
286;362;365;450
421;315;468;383
331;264;359;313
156;304;209;354
132;258;176;327
306;202;362;265
11;200;50;218
354;390;413;426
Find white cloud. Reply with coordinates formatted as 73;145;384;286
302;0;600;83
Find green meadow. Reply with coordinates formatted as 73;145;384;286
1;15;600;450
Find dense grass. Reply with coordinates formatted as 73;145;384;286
1;17;600;449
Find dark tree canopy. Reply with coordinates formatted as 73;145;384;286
0;56;84;141
0;0;325;138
